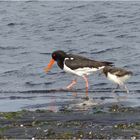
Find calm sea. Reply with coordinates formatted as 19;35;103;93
0;1;139;111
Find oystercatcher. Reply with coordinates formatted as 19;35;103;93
102;66;133;93
44;50;113;97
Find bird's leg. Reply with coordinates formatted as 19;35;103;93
118;81;129;94
82;75;89;97
112;84;119;93
66;79;77;90
123;84;129;93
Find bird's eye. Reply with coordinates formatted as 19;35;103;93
53;54;56;57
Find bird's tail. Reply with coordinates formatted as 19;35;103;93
127;71;133;76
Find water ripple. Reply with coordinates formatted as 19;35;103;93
0;1;139;111
91;47;122;54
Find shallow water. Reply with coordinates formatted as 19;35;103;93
0;1;140;112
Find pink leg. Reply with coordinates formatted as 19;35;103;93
82;75;89;97
66;79;77;89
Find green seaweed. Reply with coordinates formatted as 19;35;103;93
0;126;10;133
58;132;73;139
1;110;27;120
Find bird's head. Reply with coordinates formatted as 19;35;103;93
52;50;67;61
44;50;67;73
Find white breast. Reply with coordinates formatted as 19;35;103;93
107;72;131;85
107;73;120;84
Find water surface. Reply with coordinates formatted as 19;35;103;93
0;1;140;112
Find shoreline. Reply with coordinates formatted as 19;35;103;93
0;104;139;139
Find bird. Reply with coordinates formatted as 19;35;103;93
44;50;113;97
102;66;133;93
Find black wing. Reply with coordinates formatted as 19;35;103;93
65;54;113;70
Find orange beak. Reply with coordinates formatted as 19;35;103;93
44;58;55;73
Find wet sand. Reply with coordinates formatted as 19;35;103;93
0;100;140;139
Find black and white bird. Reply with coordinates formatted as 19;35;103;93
102;66;133;93
44;50;113;97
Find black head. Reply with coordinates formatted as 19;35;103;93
52;50;67;61
44;50;68;72
102;66;112;77
51;50;68;69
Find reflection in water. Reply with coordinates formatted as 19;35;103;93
0;88;139;112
